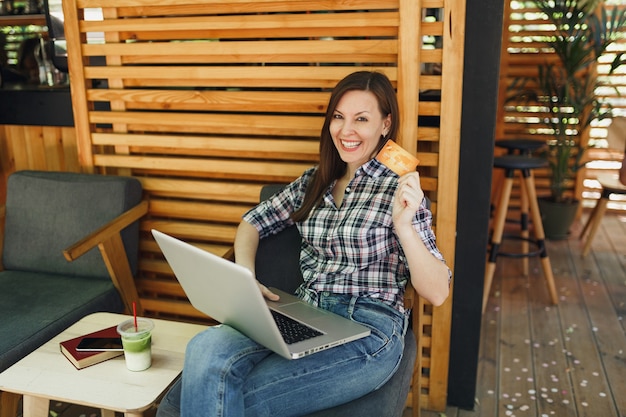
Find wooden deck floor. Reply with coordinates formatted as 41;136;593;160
413;211;626;417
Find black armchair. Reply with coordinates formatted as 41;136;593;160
156;184;418;417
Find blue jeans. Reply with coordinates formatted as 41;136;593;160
158;294;407;417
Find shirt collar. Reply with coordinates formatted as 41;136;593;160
323;158;395;207
359;157;394;178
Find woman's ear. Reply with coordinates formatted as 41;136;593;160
383;115;392;137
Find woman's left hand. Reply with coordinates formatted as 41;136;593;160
392;172;424;227
392;171;450;307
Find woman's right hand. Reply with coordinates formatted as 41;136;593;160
234;221;280;301
258;282;280;301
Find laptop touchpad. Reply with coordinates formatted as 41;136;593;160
276;302;329;319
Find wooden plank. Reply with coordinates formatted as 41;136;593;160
77;0;400;14
599;215;626;270
139;297;210;320
135;276;187;297
415;153;440;167
149;199;249;223
42;127;63;171
82;66;398;88
418;127;441;142
115;25;399;41
140;220;237;243
418;101;441;117
140;239;231;258
114;27;396;43
92;133;320;161
87;112;323;137
23;126;46;170
398;5;426;409
496;238;538;417
93;155;312;181
526;240;577;417
79;12;399;38
138;178;263;203
397;0;420;153
83;39;398;64
473;281;498;416
59;127;80;172
424;0;465;409
86;90;330;113
63;0;95;172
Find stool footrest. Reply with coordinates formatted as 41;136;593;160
493;235;543;258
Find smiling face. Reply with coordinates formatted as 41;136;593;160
329;90;391;175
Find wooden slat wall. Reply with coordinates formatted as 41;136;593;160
60;0;465;410
495;0;626;212
0;125;79;173
0;125;81;202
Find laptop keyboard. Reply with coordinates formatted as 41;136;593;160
271;310;323;345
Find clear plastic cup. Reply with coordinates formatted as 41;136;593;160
116;318;154;371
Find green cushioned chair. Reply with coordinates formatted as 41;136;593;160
0;170;148;417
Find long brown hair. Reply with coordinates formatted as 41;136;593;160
292;71;399;222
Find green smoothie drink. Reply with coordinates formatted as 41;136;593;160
117;318;154;371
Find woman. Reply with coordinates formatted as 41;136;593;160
157;70;450;417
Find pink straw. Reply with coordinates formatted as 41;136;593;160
133;301;138;331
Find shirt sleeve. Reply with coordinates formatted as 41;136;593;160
242;168;314;239
412;198;446;263
410;198;452;282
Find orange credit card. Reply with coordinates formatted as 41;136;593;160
376;139;420;175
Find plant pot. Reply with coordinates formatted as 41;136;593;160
537;197;579;240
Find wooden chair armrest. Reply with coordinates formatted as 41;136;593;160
63;200;149;261
62;200;149;315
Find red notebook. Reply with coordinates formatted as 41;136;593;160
60;324;124;369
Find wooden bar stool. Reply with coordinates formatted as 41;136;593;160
494;139;547;275
483;155;559;313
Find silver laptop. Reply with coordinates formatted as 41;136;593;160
151;229;370;360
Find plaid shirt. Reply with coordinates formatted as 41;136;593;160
243;158;446;314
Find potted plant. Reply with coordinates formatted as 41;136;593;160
508;0;626;238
